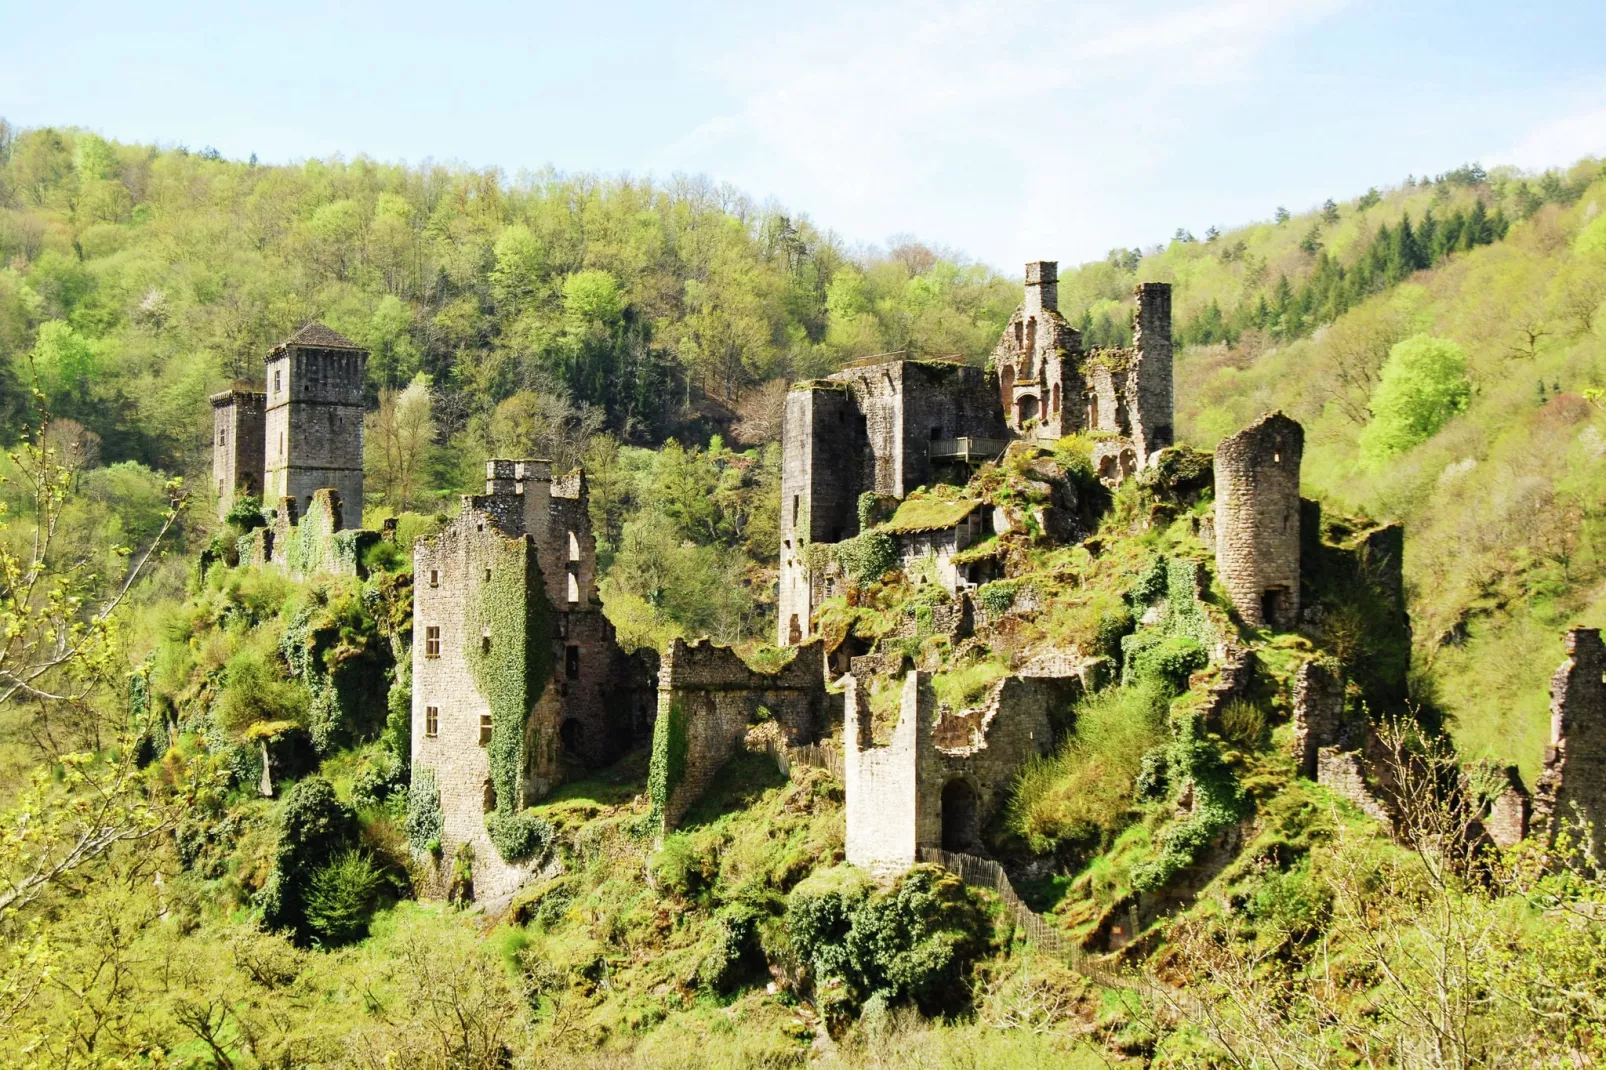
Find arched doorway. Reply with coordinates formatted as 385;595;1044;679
941;779;980;850
1016;394;1039;425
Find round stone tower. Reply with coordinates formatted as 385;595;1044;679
1213;411;1303;629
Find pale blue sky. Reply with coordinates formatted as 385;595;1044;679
4;0;1604;271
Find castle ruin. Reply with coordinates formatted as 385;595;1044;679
1213;411;1303;629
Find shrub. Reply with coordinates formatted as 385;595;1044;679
977;579;1022;616
259;776;357;942
698;903;767;994
1130;716;1246;892
836;532;899;584
787;864;987;1016
214;646;309;738
1218;699;1268;748
351;754;404;810
304;849;384;946
651;835;717;900
487;809;554;862
1128;635;1209;691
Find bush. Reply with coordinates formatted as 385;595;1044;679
215;646;309;738
787;864;986;1016
259;776;357;942
1130;716;1246;892
976;579;1023;616
487;809;554;862
698;903;767;994
351;754;404;810
1128;635;1208;691
1218;699;1268;748
835;532;899;585
304;849;384;946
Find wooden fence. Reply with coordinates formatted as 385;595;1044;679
917;847;1142;994
766;738;845;783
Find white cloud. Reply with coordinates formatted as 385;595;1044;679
659;0;1348;268
1490;103;1606;172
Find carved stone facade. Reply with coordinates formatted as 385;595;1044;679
1534;627;1606;859
412;461;647;899
210;387;265;520
1214;411;1303;629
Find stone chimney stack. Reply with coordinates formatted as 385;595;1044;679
1134;282;1172;358
1024;261;1058;319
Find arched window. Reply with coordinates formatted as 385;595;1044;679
1051;384;1061;414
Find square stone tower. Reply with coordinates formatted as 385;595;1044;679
263;323;368;521
210;386;266;520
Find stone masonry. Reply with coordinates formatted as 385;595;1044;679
844;668;1075;874
210;387;265;520
993;262;1082;441
1533;627;1606;859
1214;411;1303;629
262;323;368;520
412;460;646;899
1291;659;1344;779
654;638;831;829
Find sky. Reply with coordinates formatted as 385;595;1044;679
3;0;1605;272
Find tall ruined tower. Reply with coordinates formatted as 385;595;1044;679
262;323;368;521
210;386;266;520
1213;411;1303;629
1130;282;1174;460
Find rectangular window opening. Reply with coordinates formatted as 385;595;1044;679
425;706;439;738
424;626;441;658
478;713;493;745
480;633;491;654
567;571;580;604
565;645;580;680
428;569;439;588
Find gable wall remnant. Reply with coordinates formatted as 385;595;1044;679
211;388;266;520
1292;659;1344;779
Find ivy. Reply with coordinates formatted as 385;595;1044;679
648;700;689;829
834;531;898;584
406;768;444;854
1121;557;1217;685
976;578;1023;616
488;809;555;861
464;538;553;861
1130;715;1246;892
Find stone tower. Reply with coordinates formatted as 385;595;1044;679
262;323;368;521
1213;411;1303;629
210;386;266;520
1129;282;1174;461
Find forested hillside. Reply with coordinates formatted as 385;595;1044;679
2;118;1602;778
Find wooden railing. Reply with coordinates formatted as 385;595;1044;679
929;437;1008;463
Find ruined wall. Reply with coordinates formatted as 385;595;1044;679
1214;411;1303;629
844;668;1069;874
1533;627;1606;859
653;638;830;829
993;262;1082;441
263;332;368;520
211;389;265;520
1479;764;1530;849
1292;659;1344;778
1129;282;1174;463
1315;745;1393;825
262;490;374;580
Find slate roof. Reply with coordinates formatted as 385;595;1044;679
273;322;364;352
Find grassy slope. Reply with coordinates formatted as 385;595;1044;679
1051;162;1606;782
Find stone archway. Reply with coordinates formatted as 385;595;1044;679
941;778;980;850
1016;394;1039;425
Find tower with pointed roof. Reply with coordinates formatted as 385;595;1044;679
262;322;369;521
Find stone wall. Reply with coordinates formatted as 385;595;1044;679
1214;411;1303;629
1315;745;1393;825
994;262;1083;441
654;638;831;829
263;330;367;520
210;388;265;520
844;667;1071;874
1292;659;1344;778
778;385;862;644
262;490;375;580
1533;627;1606;859
1479;764;1530;849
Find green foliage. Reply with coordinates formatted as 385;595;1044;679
1008;680;1170;853
1121;557;1216;686
1130;716;1247;892
1359;334;1472;464
259;776;357;942
786;864;987;1016
487;809;555;862
1218;699;1268;748
833;531;899;585
977;578;1023;616
406;768;444;853
697;903;766;994
303;849;384;946
648;700;690;829
1127;635;1209;692
214;644;309;738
